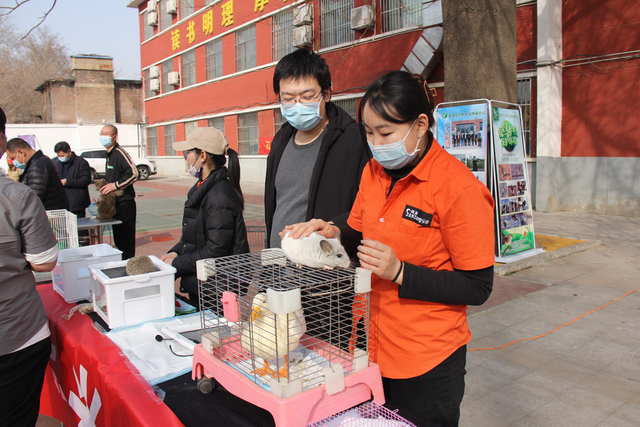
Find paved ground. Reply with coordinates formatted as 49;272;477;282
39;176;640;426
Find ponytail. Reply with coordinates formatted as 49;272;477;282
226;148;244;210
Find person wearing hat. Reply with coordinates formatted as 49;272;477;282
161;127;249;308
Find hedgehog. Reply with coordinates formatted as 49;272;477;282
125;255;155;276
94;179;124;220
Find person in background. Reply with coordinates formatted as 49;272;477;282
99;124;138;260
53;141;92;217
0;106;59;427
284;71;495;427
5;137;69;211
161;127;249;308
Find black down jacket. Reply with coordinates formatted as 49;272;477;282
169;166;249;295
20;150;70;211
53;153;92;212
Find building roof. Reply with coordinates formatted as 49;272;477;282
34;79;75;92
126;0;145;8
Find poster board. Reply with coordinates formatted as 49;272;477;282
435;101;490;186
490;103;543;261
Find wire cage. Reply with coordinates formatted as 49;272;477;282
197;248;371;393
34;210;79;282
307;401;416;427
246;225;266;252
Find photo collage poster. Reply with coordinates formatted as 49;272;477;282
436;103;489;185
491;107;536;256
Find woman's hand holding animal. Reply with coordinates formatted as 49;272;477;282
280;218;339;240
358;239;403;283
100;182;117;194
160;252;178;265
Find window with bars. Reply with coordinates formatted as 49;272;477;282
185;121;198;139
182;50;196;87
162;59;174;93
144;69;153;99
143;11;155;40
320;0;354;48
160;0;173;30
236;25;257;72
272;10;294;62
208;117;226;137
238;112;259;155
205;38;223;80
517;78;532;157
381;0;422;33
164;124;176;156
180;0;194;19
274;108;287;134
332;98;357;120
147;127;158;156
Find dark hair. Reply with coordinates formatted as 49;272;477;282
0;106;6;135
54;141;71;153
358;71;435;127
193;148;244;210
273;49;331;95
7;137;31;152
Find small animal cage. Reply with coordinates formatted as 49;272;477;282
246;225;266;252
192;249;384;426
34;210;79;282
307;401;416;427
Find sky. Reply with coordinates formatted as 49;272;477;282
3;0;142;79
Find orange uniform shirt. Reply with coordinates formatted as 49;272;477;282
348;141;495;378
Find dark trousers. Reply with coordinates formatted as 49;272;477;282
113;200;136;260
0;337;51;427
382;345;467;427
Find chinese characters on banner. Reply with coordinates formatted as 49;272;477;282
436;103;489;185
259;137;272;155
491;107;536;257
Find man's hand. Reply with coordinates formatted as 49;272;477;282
61;179;67;186
100;182;117;194
357;239;403;283
161;252;178;265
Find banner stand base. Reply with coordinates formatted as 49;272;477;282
495;248;545;264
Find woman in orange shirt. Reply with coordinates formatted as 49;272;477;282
284;71;495;427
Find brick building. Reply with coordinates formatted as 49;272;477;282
127;0;640;216
35;54;143;125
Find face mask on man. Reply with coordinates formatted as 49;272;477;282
59;154;70;163
12;153;26;170
367;120;421;170
100;135;114;148
280;101;323;131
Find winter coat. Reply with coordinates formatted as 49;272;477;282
264;102;371;245
19;150;69;211
169;166;249;295
53;152;92;212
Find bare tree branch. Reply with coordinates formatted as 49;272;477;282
0;0;57;40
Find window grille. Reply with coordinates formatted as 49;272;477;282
143;11;155;40
272;10;295;62
205;38;223;80
162;59;174;93
238;112;259;155
182;50;196;87
160;0;172;30
144;69;153;99
381;0;422;33
164;124;176;156
236;25;257;72
147;127;158;156
517;78;531;156
332;98;357;120
180;0;194;18
185;121;198;139
208;117;226;137
320;0;354;48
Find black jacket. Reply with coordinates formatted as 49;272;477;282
264;102;370;245
53;153;92;212
169;167;249;295
105;143;138;203
19;150;69;211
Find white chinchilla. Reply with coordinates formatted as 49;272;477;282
281;231;350;269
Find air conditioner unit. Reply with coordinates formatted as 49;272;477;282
149;78;160;92
167;0;178;14
147;11;158;26
293;4;313;26
351;5;374;30
292;25;313;48
149;66;161;79
168;71;180;86
147;0;157;12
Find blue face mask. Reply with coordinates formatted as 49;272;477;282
367;121;422;170
100;135;113;148
280;101;323;131
59;155;70;163
188;159;202;179
13;157;26;170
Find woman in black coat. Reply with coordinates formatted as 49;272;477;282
161;127;249;308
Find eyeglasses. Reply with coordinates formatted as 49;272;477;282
183;149;195;159
280;91;323;105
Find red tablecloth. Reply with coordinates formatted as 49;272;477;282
37;284;183;427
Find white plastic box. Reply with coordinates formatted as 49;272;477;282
89;255;177;329
52;244;122;303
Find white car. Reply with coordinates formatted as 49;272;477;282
80;149;157;181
